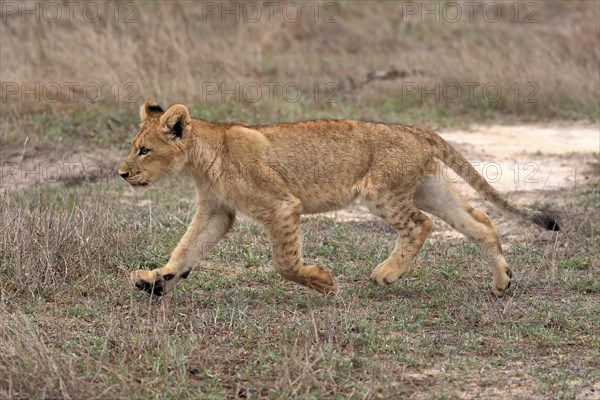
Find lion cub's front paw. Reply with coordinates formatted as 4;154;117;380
130;269;170;296
303;265;338;295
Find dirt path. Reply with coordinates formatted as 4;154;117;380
2;123;598;240
324;123;599;240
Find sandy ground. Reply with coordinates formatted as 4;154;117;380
322;123;599;241
2;123;598;240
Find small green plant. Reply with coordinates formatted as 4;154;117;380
559;256;589;270
439;263;460;280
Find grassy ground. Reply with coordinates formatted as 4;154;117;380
1;174;598;399
1;1;599;150
1;1;599;398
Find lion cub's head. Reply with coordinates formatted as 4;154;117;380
118;101;193;186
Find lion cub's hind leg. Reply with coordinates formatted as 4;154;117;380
414;171;511;297
368;194;433;286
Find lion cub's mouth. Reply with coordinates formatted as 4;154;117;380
127;178;151;187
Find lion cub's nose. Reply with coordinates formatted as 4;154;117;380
119;171;129;179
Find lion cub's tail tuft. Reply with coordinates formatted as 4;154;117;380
530;212;560;231
424;130;560;231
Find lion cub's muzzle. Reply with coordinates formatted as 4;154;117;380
118;168;149;186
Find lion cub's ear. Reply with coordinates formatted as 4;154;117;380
140;100;164;120
160;104;191;140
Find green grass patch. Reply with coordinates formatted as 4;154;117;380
1;169;598;399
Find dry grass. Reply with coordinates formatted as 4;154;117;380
1;1;599;149
0;177;598;399
1;1;599;398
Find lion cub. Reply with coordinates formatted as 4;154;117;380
119;101;559;298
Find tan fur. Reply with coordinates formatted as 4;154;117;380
118;101;558;297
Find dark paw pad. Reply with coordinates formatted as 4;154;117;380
180;270;190;279
135;280;164;296
506;268;513;279
163;274;175;281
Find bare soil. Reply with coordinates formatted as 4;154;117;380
2;122;598;242
324;123;599;241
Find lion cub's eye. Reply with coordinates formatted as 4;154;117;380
138;147;150;156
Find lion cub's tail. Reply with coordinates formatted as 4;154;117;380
428;131;560;231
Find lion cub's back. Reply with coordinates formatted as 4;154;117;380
257;119;422;168
252;120;426;212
